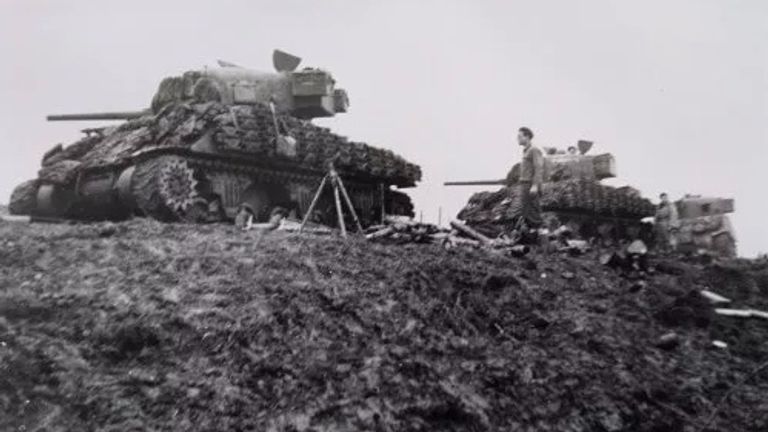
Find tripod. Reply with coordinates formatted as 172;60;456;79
299;164;363;237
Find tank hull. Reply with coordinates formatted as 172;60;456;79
674;214;737;258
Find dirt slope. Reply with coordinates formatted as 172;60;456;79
1;219;767;431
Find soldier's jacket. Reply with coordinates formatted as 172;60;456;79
519;145;544;185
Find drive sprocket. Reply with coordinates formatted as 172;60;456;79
131;155;203;222
159;159;199;212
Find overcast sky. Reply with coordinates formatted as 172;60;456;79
0;0;766;256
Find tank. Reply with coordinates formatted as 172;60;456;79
9;50;421;226
446;142;656;241
673;195;737;257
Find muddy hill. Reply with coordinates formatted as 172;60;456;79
1;218;766;431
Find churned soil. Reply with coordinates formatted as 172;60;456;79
1;218;766;431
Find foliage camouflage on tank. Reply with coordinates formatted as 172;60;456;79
37;102;420;186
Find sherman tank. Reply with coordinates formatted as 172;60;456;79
446;141;656;241
9;50;421;226
673;195;737;257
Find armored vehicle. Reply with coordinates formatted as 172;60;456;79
673;195;737;257
9;50;420;226
446;141;655;240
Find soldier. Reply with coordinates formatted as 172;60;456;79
517;127;544;230
654;192;679;251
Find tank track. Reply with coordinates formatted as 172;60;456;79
385;189;415;218
70;149;411;226
12;148;413;227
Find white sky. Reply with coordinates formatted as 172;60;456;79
0;0;766;256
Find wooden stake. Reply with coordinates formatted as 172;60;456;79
333;179;347;238
298;165;361;239
299;174;328;233
379;183;386;224
333;169;364;233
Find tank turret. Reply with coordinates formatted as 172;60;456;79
148;49;348;120
46;50;349;123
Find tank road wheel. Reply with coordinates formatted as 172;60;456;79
236;182;295;222
131;156;204;222
238;185;272;222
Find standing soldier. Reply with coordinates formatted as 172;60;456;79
517;127;544;230
654;192;679;251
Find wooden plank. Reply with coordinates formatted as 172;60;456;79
450;220;492;245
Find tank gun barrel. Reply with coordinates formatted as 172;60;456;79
47;110;150;122
444;180;507;186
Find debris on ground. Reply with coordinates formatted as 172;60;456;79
244;214;333;235
364;216;444;244
701;289;732;304
365;218;532;256
714;308;768;321
655;332;681;350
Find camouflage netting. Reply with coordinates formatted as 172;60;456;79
458;179;656;225
38;102;421;187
